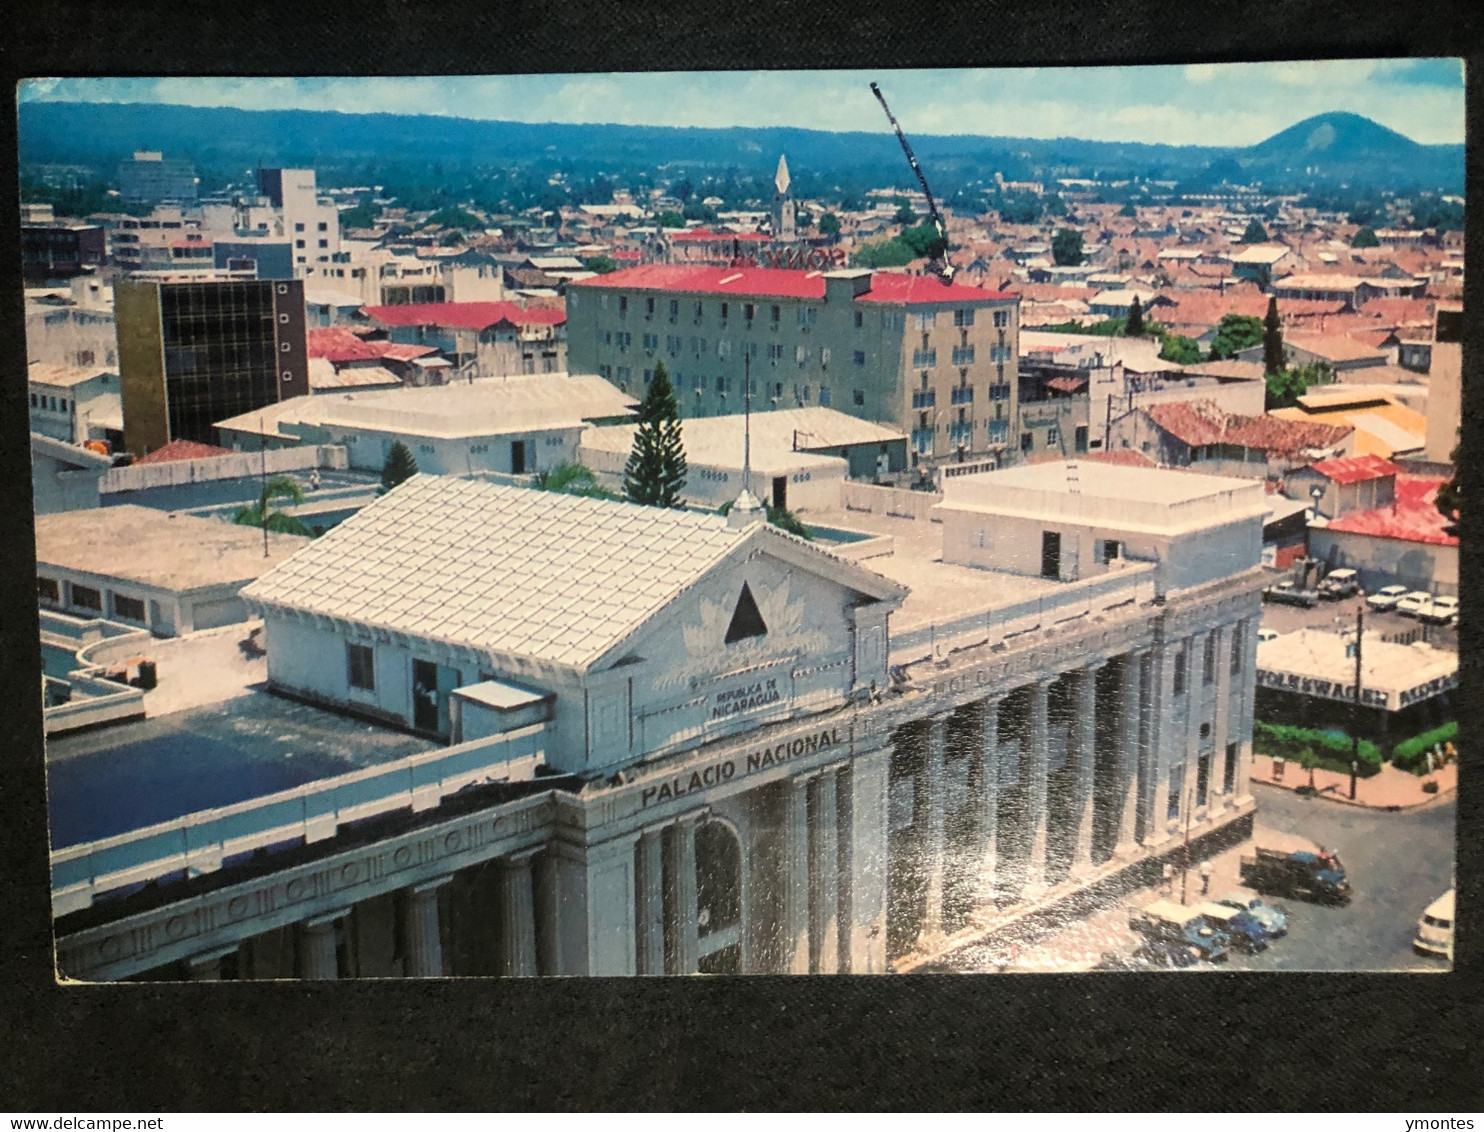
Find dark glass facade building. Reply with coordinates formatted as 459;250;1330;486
116;278;309;455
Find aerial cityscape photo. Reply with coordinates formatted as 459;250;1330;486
19;62;1461;981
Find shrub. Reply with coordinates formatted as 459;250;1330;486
1422;780;1440;794
1391;721;1458;774
1253;722;1382;776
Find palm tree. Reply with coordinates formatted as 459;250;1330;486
234;475;312;537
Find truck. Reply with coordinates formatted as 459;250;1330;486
1317;568;1361;601
1128;898;1232;961
1263;580;1318;607
1240;845;1351;905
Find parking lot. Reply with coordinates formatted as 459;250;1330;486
1259;590;1456;652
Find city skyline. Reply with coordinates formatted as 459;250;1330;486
19;60;1466;148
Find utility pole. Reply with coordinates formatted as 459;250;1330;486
260;414;269;558
1350;607;1363;801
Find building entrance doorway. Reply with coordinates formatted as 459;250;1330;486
511;440;527;475
411;659;458;737
771;476;787;510
695;819;743;974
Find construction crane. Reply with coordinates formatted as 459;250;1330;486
870;81;954;284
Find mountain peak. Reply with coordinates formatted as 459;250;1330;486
1250;111;1423;160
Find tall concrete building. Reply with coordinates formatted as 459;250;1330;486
567;265;1020;467
116;150;199;206
258;168;342;273
115;277;309;455
48;462;1265;980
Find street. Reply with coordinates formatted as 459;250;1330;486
1260;591;1457;652
1225;784;1455;972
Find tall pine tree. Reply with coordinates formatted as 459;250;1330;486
380;439;419;494
623;360;687;507
1262;296;1285;376
1126;295;1145;337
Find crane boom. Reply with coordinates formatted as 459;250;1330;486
871;81;952;280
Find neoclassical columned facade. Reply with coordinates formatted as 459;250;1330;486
51;463;1268;980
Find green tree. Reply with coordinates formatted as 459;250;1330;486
1051;228;1084;266
584;254;618;274
426;206;482;231
1126;296;1145;337
853;237;917;269
1435;440;1460;533
818;212;842;239
1265;362;1333;410
624;360;687;508
1208;313;1266;361
1118;201;1138;218
1262;296;1285;376
233;475;312;537
1351;226;1380;248
1158;333;1203;365
893;203;917;226
338;202;382;230
534;461;618;500
655;210;686;229
1239;219;1269;244
380;440;419;494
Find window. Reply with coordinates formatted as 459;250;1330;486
853;389;865;407
669;300;680;320
646;297;656;316
720;302;729;320
770;305;781;324
1196;752;1211;808
37;577;59;603
347;643;375;690
744;303;755;321
795;344;808;363
914;312;937;330
318;239;328;248
642;332;659;350
296;239;306;249
854;311;864;329
1231;622;1245;674
819;385;831;407
952;346;975;365
820;347;830;368
1173;647;1187;696
29;393;37;408
70;584;101;612
295;222;305;232
1046;426;1059;446
1223;742;1238;794
1094;539;1121;564
768;343;785;363
1020;432;1033;453
993;309;1009;328
318;221;327;231
798;306;818;326
853;350;866;367
1203;634;1218;685
1167;763;1185;820
113;594;146;622
694;301;705;319
618;296;628;316
954;308;975;327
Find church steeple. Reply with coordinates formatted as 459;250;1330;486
771;154;796;243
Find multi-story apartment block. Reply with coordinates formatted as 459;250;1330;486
115;277;310;455
116;150;199;206
567;265;1020;467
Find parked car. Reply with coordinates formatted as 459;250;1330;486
1240;847;1351;905
1194;901;1270;953
1366;584;1409;612
1417;595;1459;625
1129;899;1232;961
1257;628;1280;643
1414;889;1454;959
1263;580;1318;608
1317;568;1361;600
1395;591;1434;618
1128;939;1206;970
1214;892;1289;938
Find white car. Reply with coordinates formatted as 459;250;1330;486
1418;595;1459;625
1366;584;1409;611
1395;591;1434;618
1257;628;1279;643
1414;889;1454;959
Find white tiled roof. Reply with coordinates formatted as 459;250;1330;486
242;475;751;670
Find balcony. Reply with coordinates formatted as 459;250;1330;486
951;347;976;365
911;390;936;409
950;386;974;405
912;349;938;368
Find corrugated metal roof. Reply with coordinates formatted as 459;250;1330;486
364;302;566;331
1306;454;1403;485
1145;400;1351;455
1323;476;1457;546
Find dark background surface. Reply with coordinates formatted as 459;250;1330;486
2;0;1481;1111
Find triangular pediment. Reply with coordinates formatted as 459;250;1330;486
724;582;768;644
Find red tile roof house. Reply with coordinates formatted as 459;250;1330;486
1108;399;1354;481
363;301;568;379
1309;475;1458;596
1284;454;1402;520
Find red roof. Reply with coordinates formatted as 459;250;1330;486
572;264;1012;304
364;301;566;331
1145;400;1352;456
670;229;771;242
137;439;233;465
1082;449;1157;467
1306;454;1403;485
306;327;438;365
1324;476;1457;547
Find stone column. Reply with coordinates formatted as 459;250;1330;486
404;876;451;978
843;745;890;976
810;768;841;974
664;815;701;975
498;854;539;977
1212;626;1233;809
782;776;812;974
1146;645;1176;848
1115;650;1147;858
1235;615;1260;805
1022;679;1054;895
635;827;666;976
918;713;950;945
185;945;236;981
976;697;1001;905
1069;663;1102;879
297;909;348;981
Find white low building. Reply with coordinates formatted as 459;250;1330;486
34;505;307;635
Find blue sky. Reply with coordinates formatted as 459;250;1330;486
19;60;1465;147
